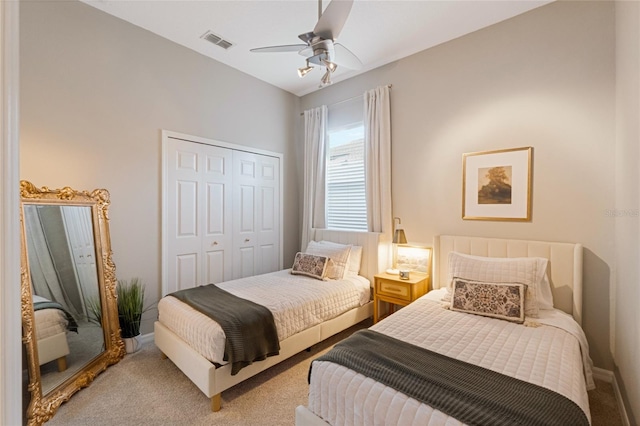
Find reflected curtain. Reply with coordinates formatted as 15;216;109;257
301;105;328;250
24;207;80;317
364;85;392;237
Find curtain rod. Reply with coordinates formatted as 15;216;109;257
299;84;392;116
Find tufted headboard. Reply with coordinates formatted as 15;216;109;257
433;235;584;325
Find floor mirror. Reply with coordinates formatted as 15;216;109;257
20;181;125;426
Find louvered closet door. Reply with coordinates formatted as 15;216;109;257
232;151;280;279
166;139;232;293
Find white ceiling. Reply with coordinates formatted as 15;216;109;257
81;0;552;97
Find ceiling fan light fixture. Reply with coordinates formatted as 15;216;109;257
322;59;338;73
320;69;332;86
297;62;314;78
251;0;360;90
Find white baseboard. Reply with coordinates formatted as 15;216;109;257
139;332;155;346
592;366;614;382
592;367;631;426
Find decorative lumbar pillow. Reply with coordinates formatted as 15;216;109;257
450;278;526;324
304;240;351;280
291;252;329;280
446;252;546;318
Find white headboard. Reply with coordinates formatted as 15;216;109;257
433;235;584;325
312;229;382;283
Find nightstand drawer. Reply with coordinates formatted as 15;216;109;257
377;280;410;301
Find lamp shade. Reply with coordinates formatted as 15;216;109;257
393;228;407;244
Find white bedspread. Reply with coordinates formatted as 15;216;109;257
308;291;592;426
158;269;370;365
34;308;69;340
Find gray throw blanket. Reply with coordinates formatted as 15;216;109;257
311;329;589;426
170;284;280;375
33;300;79;333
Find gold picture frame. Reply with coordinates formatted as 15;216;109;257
462;147;532;221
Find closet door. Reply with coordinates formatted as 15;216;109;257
201;146;233;284
61;206;99;311
166;139;232;293
256;155;280;275
163;131;282;294
232;151;280;279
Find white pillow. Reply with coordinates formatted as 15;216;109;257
537;262;554;310
446;252;554;317
346;245;363;276
316;240;363;276
305;241;351;280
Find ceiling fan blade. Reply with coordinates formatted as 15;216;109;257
298;46;313;57
333;43;362;70
250;44;308;53
313;0;354;41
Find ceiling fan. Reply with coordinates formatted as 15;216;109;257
250;0;362;87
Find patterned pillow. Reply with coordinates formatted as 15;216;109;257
291;252;329;280
450;278;526;324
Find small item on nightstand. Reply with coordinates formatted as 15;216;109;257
385;268;400;275
399;270;410;280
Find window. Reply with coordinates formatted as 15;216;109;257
326;124;367;230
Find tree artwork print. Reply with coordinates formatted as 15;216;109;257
477;166;512;204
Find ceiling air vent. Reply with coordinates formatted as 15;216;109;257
201;31;234;50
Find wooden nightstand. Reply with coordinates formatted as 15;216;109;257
373;272;430;323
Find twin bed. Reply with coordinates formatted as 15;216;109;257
155;233;593;425
33;294;77;372
154;229;382;411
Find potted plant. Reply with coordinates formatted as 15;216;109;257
117;277;147;353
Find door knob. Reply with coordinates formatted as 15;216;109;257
245;238;250;242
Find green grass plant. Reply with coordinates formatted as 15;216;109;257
117;277;146;338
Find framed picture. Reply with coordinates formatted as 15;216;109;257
462;147;532;221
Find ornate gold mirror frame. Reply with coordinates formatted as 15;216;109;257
20;181;125;426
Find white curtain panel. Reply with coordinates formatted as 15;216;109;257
364;85;392;237
23;207;77;314
301;105;328;250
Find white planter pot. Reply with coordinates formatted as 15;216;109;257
123;336;141;354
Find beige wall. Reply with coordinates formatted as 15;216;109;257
19;0;301;334
614;0;640;423
302;1;616;369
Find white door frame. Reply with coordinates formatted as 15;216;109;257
161;130;284;295
1;0;22;424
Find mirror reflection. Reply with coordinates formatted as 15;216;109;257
23;204;105;395
21;181;124;426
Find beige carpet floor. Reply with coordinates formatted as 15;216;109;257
46;320;623;426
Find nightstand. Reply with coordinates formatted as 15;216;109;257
373;272;430;323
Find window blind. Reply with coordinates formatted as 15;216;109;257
326;125;367;231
